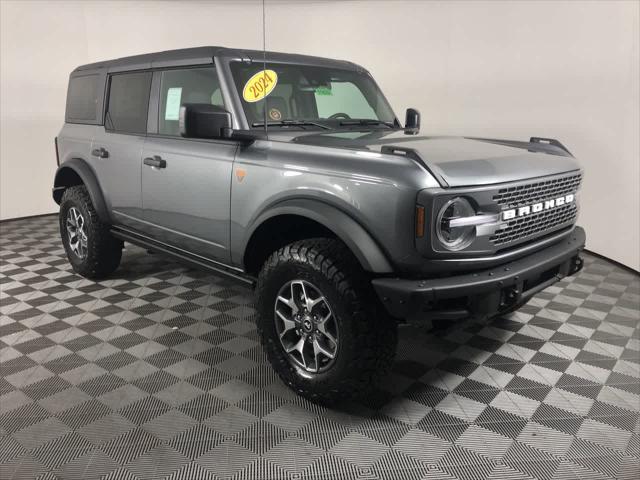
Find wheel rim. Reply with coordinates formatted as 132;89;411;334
274;279;339;373
66;207;88;260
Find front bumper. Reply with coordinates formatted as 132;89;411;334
372;226;586;319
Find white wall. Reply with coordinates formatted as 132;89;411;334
1;0;638;270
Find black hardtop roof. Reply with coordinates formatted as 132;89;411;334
73;46;361;73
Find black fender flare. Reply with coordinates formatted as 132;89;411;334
52;158;112;223
244;198;394;273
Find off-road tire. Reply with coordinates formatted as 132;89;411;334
256;238;397;404
59;185;122;279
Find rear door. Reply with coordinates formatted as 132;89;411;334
140;66;237;262
91;71;152;228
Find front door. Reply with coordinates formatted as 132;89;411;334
91;71;152;229
140;66;236;263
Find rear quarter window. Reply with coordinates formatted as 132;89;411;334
66;74;100;122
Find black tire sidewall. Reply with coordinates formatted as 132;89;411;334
58;185;121;279
257;247;376;396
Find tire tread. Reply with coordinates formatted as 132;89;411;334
60;185;121;279
256;238;397;404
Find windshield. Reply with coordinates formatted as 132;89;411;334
230;62;396;129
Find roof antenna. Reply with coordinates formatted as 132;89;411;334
262;0;268;138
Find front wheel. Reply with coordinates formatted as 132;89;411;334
256;238;397;404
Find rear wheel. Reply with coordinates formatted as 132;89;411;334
256;238;397;404
59;185;122;279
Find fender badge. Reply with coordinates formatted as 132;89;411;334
235;168;246;182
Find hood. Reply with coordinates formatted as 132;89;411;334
268;130;580;188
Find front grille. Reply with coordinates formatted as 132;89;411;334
492;173;582;209
490;173;582;247
491;202;578;246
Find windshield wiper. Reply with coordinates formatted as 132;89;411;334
252;120;331;130
339;119;395;128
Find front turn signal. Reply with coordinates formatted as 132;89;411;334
415;205;425;238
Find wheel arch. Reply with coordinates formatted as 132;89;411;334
53;158;111;223
242;198;394;276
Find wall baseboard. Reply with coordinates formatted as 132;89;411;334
584;249;640;276
0;212;57;224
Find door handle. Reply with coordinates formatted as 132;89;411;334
91;147;109;158
143;155;166;168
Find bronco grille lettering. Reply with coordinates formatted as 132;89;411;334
502;193;574;221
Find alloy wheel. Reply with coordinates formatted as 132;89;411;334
274;279;339;373
66;207;88;259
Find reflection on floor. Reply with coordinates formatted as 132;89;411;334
1;215;639;480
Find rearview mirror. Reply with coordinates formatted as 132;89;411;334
179;104;232;139
404;108;420;135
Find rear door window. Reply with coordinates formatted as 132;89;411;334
106;72;152;134
158;67;224;136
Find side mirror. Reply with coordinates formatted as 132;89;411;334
179;103;232;139
404;108;420;135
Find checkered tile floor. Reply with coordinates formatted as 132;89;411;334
1;215;638;480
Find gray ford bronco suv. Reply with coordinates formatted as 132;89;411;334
54;47;585;402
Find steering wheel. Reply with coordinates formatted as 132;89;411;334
328;112;351;120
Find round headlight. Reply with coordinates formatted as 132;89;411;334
436;197;476;251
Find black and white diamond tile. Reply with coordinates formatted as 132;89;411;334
1;215;639;480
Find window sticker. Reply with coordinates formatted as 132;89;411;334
315;85;332;96
268;108;282;121
165;87;182;120
242;70;278;103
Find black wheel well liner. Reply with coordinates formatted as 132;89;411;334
244;215;335;276
53;159;111;223
242;200;394;276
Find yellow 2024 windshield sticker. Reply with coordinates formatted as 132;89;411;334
242;70;278;102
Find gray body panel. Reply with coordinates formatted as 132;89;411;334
91;129;145;229
55;46;584;281
53;124;112;222
230;139;438;271
276;130;578;187
55;124;97;168
141;137;236;261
